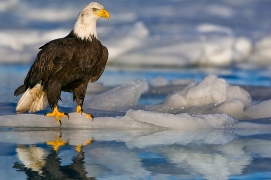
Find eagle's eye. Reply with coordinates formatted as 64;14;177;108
92;8;98;12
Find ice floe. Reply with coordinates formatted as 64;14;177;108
148;75;252;118
1;74;271;129
84;79;149;111
1;108;271;130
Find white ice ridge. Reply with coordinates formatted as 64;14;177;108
148;74;254;119
84;79;149;111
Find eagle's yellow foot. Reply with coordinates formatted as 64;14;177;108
45;106;69;125
76;139;93;152
76;105;93;120
46;136;66;151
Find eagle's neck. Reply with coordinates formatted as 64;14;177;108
73;14;98;41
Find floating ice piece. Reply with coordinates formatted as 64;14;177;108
126;109;237;130
106;22;149;61
0;112;154;129
198;38;234;66
0;29;69;63
163;75;251;108
210;99;247;120
0;109;238;130
233;37;252;62
245;99;271;119
0;108;271;133
150;75;252;119
149;76;169;87
84;79;149;111
250;37;271;65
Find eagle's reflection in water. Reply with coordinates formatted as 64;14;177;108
13;132;95;180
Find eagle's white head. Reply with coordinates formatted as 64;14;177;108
74;2;110;41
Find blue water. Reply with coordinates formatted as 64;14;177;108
0;129;270;180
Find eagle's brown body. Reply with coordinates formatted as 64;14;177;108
14;30;108;110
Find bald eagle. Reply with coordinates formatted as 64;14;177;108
14;2;110;125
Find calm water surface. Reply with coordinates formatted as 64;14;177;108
0;129;271;179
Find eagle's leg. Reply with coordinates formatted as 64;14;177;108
45;106;68;125
45;82;68;124
74;83;93;120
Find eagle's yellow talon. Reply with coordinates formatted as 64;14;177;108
85;113;93;119
45;106;68;124
76;105;93;120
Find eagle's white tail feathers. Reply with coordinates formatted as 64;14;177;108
16;84;48;114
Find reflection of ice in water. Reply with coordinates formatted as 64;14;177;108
0;129;270;179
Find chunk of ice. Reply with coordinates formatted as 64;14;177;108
149;76;169;87
84;79;149;111
150;75;252;119
245;99;271;119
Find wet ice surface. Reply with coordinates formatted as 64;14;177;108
1;0;271;179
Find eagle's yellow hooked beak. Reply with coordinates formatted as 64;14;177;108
95;9;110;20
